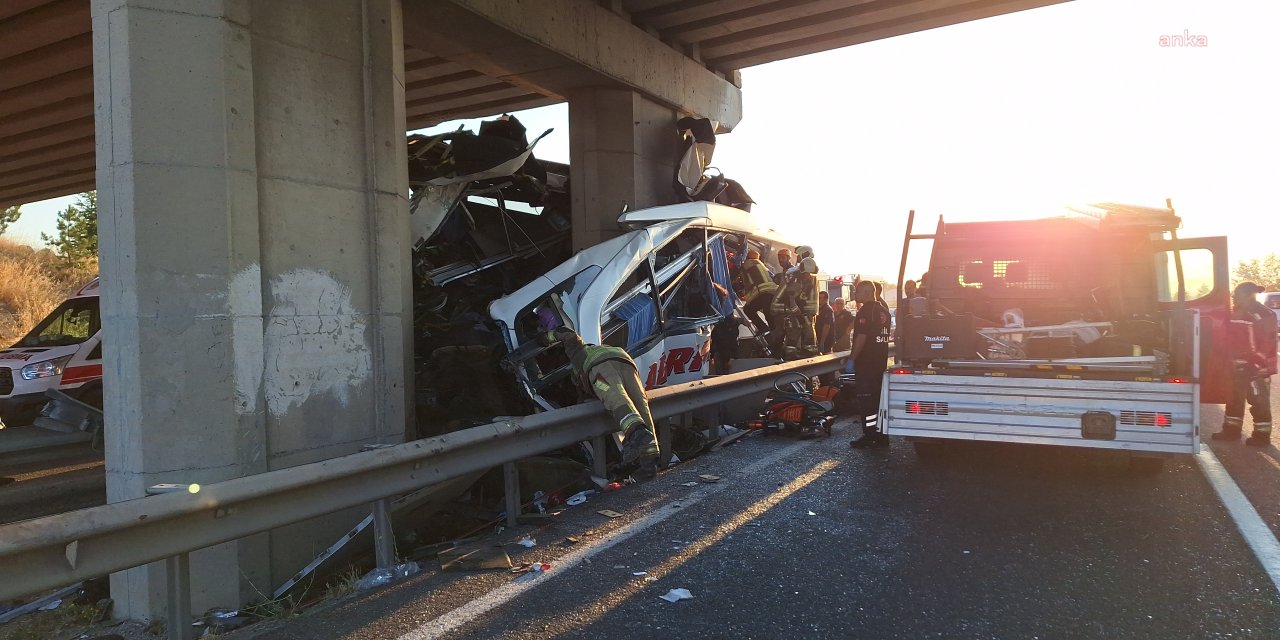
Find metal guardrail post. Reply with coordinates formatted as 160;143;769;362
147;483;196;640
371;498;395;570
503;462;520;527
165;552;192;640
591;435;608;479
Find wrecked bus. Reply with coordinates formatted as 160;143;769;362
883;203;1233;469
489;201;798;416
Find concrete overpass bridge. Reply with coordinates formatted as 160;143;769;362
0;0;1067;621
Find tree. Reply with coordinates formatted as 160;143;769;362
42;191;97;265
0;205;19;235
1234;253;1280;292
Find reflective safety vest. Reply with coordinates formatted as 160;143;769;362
741;258;778;302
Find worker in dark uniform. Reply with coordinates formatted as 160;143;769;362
1212;282;1276;447
539;327;661;477
739;249;777;334
817;290;835;354
849;280;894;449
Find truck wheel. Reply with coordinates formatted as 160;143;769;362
1128;455;1164;475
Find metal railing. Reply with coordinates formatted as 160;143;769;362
0;353;843;621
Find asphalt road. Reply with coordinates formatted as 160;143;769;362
242;387;1280;640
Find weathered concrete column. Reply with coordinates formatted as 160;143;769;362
568;89;680;250
92;0;411;620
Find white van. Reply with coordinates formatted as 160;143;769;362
0;278;102;427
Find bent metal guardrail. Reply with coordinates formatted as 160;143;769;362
0;353;844;603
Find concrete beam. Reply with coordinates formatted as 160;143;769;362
401;0;741;127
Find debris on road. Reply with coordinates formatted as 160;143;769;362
632;571;648;576
598;509;623;518
681;481;700;487
659;588;694;603
699;475;720;483
356;562;421;590
511;562;551;583
517;537;537;548
564;536;580;545
566;490;594;506
807;511;816;516
438;542;512;572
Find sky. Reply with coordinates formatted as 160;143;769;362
5;0;1275;282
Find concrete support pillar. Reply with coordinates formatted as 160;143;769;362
568;89;680;250
92;0;411;620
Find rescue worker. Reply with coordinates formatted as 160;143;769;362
792;245;821;356
849;280;893;449
773;249;793;285
831;297;855;352
771;246;819;358
1212;282;1276;447
539;327;661;477
739;249;778;334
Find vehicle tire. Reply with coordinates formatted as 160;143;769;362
1128;455;1164;475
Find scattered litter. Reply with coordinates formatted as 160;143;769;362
644;576;658;582
963;550;971;554
598;509;623;518
632;571;648;576
565;537;581;545
681;481;700;487
566;490;595;506
659;588;694;603
613;565;627;569
603;482;624;492
517;537;537;548
699;475;720;483
211;609;240;619
37;599;62;611
807;511;816;516
512;562;551;583
439;543;512;572
667;454;682;467
718;425;741;437
670;540;684;544
356;562;422;590
533;491;547;514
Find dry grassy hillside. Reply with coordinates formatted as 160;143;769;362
0;238;97;346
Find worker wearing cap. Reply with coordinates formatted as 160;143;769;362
1212;282;1276;447
539;327;661;477
739;249;778;334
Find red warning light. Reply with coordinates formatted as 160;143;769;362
1165;377;1187;384
1155;413;1170;427
907;402;922;414
892;368;913;375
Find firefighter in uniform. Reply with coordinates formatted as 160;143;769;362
739;249;778;334
1212;282;1276;447
772;246;820;358
849;280;894;448
792;246;821;356
539;327;662;476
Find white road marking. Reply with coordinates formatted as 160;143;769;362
1196;448;1280;594
397;438;815;640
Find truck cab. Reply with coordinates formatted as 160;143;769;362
884;204;1230;459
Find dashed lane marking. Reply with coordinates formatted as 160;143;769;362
1196;448;1280;595
396;438;818;640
